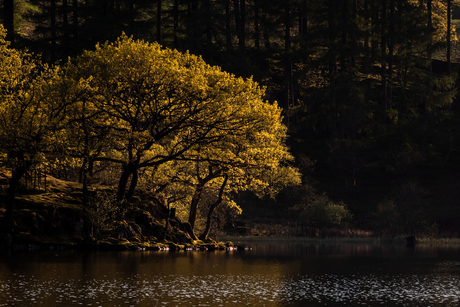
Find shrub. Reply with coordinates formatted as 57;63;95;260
373;181;438;237
306;196;352;229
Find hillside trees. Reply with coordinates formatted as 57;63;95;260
288;0;458;200
2;0;460;234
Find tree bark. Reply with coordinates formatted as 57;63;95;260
116;164;132;202
157;0;162;44
328;0;338;138
199;174;228;240
125;169;138;202
51;0;57;62
428;0;432;71
162;200;170;241
254;0;260;51
63;0;69;41
387;0;394;109
4;160;31;231
188;166;222;230
239;0;245;53
204;0;212;61
340;0;347;71
427;0;433;105
364;0;369;53
447;0;452;74
381;0;388;109
173;0;179;49
284;0;292;127
188;182;205;229
226;0;232;50
3;0;14;44
73;0;79;50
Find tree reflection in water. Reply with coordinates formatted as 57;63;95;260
0;240;459;306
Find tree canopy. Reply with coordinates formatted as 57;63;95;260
2;0;460;237
0;25;73;227
0;30;299;237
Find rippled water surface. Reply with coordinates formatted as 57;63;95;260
1;239;460;306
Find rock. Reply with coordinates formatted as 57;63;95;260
118;221;137;239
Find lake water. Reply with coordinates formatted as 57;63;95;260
1;239;460;306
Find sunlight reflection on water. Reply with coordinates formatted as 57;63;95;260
1;270;460;306
1;242;460;306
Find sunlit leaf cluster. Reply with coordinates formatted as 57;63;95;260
0;29;300;237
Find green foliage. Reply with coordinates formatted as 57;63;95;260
373;200;404;237
305;196;353;229
373;181;438;238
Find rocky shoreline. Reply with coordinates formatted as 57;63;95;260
0;237;252;252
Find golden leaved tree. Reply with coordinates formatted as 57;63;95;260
66;34;300;222
138;64;301;239
66;35;239;205
0;26;75;229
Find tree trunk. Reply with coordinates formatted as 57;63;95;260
157;0;162;44
125;169;138;202
254;0;260;51
173;0;179;48
226;0;232;50
263;7;271;50
427;0;433;105
340;0;347;71
63;0;69;42
300;0;308;37
116;164;132;202
188;182;205;229
370;0;377;59
387;0;394;109
364;0;369;53
447;0;453;154
234;0;240;48
428;0;432;71
4;161;31;231
328;0;338;138
162;200;170;241
447;0;452;75
188;166;222;230
239;0;245;53
204;0;213;61
381;0;388;109
199;175;228;240
51;0;57;62
3;0;14;44
73;0;79;50
284;0;292;128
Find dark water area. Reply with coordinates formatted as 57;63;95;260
1;239;460;306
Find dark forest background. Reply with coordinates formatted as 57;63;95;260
3;0;460;237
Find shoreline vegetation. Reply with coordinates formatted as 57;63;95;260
0;31;302;250
0;171;252;252
1;171;459;252
2;3;460;254
220;235;460;246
